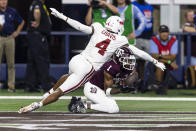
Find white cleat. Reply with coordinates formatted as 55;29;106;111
18;102;40;114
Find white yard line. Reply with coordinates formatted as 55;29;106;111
1;123;196;130
1;96;196;101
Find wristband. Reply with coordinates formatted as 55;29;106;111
167;60;171;64
106;88;112;96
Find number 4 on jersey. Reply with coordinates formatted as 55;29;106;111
95;39;111;56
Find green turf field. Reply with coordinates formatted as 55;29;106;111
1;99;196;112
1;88;196;97
0;88;196;112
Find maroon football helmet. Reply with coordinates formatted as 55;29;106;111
113;46;136;70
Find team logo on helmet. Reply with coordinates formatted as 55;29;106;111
113;47;136;70
104;16;124;35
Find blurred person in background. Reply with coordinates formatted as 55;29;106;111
85;0;118;26
183;10;196;65
0;0;24;92
149;25;178;94
194;12;196;25
25;0;52;92
131;0;153;89
113;0;146;45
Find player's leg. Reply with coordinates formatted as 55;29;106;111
18;54;94;114
83;82;119;113
58;54;95;95
41;88;64;105
43;74;69;99
40;55;94;109
18;87;64;114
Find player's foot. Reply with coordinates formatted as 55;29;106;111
18;102;40;114
77;97;86;113
68;97;86;113
68;96;79;113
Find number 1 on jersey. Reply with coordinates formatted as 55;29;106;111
95;39;111;56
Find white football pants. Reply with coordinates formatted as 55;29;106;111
84;82;119;113
59;54;95;94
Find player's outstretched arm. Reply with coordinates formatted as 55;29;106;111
50;8;93;34
128;44;166;71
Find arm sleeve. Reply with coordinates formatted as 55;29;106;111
133;5;146;37
128;44;154;62
66;18;93;34
170;40;178;54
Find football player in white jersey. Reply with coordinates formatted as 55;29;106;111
18;8;165;114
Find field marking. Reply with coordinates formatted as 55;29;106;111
1;123;196;130
27;118;196;122
0;117;30;120
1;113;196;130
1;96;196;101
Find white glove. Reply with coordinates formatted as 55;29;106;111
50;8;68;21
152;59;166;71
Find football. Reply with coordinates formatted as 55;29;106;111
124;71;138;86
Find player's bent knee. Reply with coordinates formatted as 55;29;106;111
107;102;119;113
108;105;119;113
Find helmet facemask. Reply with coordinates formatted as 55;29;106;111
119;55;136;70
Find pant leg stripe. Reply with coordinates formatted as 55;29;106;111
63;67;95;94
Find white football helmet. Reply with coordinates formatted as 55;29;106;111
104;16;124;35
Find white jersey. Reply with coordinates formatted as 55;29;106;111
81;23;128;70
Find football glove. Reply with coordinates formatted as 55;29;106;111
152;58;166;71
50;8;68;21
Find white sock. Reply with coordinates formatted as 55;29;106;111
39;102;43;107
43;88;54;99
84;103;87;109
49;88;54;94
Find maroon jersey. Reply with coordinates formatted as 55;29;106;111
89;60;132;90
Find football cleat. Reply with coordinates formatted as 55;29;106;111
18;102;40;114
68;96;78;113
68;97;86;113
77;97;86;113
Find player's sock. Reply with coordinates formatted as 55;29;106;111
39;102;43;107
84;102;87;109
49;88;54;94
42;88;54;99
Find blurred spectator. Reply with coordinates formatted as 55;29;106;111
25;0;52;92
85;0;118;26
113;0;146;45
149;25;178;94
182;10;196;65
0;0;24;92
194;12;196;25
132;0;153;85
